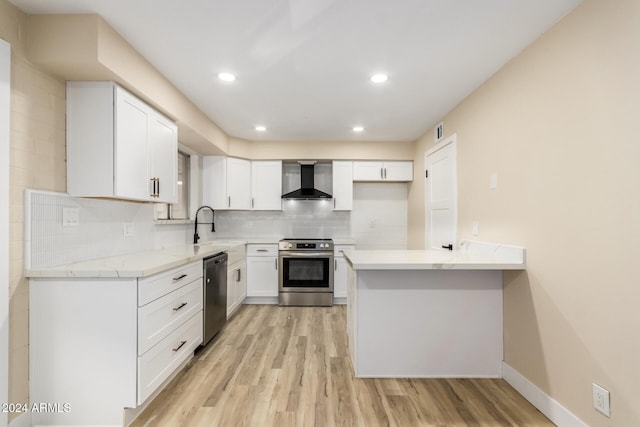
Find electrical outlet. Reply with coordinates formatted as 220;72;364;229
123;222;134;238
592;383;610;417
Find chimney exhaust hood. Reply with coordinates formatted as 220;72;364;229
281;161;332;200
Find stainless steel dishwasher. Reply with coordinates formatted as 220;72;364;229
202;252;227;346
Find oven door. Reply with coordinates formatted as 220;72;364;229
279;251;334;293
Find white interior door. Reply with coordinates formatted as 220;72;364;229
425;134;457;251
1;38;10;427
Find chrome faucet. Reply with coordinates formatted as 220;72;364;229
193;205;215;244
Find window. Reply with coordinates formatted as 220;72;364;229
155;151;190;220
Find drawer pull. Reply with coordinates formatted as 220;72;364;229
173;302;188;311
172;274;188;282
172;340;187;352
256;249;268;252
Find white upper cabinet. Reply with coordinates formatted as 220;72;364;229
332;161;353;211
148;110;178;203
251;160;282;210
67;82;178;203
352;161;413;182
202;156;251;210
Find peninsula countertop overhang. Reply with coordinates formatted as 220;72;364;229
343;241;526;270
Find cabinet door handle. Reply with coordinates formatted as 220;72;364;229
333;199;336;209
251;198;254;209
334;259;337;271
275;259;278;270
173;302;188;311
156;178;160;197
380;167;384;179
172;274;188;282
150;178;155;197
384;168;387;180
227;196;231;208
172;340;187;352
236;268;241;282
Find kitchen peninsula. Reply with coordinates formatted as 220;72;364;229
343;240;525;378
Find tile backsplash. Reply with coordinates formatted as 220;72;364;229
25;190;190;269
26;182;408;268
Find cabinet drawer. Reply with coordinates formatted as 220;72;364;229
137;311;202;405
138;279;203;356
226;244;246;265
246;244;278;257
138;261;202;306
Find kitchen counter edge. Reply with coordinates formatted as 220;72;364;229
25;240;247;279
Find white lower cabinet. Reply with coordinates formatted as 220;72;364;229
334;245;355;300
246;244;279;297
137;311;203;404
29;261;203;426
226;244;247;317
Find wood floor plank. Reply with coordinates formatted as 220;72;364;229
131;305;553;427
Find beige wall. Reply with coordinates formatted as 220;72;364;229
230;138;413;160
1;0;67;419
409;0;639;425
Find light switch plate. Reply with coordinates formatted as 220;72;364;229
62;207;80;227
472;221;479;236
489;173;498;189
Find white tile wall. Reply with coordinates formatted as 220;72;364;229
202;182;408;249
351;183;408;249
25;190;191;269
26;182;409;269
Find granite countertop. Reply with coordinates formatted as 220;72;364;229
25;240;246;279
343;241;526;271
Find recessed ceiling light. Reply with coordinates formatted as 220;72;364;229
352;126;364;132
218;72;236;82
255;125;267;132
370;74;388;83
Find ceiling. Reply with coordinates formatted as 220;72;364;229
10;0;581;142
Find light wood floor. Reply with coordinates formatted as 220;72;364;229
132;305;553;426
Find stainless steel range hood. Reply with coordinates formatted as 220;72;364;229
281;162;332;200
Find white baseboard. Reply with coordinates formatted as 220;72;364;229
502;362;587;427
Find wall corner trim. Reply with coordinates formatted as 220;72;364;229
502;362;588;427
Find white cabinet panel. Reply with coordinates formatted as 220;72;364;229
352;161;385;181
251;160;282;210
202;156;251;210
114;89;149;200
138;261;202;306
247;257;278;297
227;261;246;317
332;161;353;211
227;157;252;209
66;82;178;202
246;244;279;298
137;311;202;405
334;245;355;300
352;161;413;182
148;110;178;203
384;161;414;181
138;279;203;355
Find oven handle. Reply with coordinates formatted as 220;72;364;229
279;251;334;258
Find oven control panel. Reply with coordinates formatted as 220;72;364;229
279;239;334;251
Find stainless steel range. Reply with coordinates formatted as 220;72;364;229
278;238;334;306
